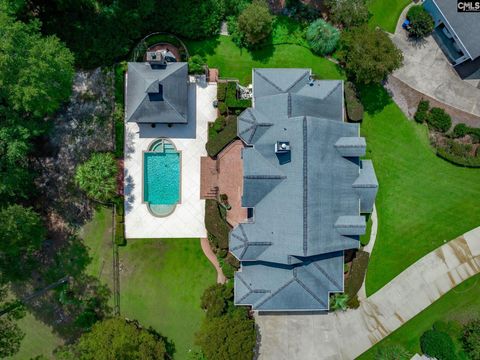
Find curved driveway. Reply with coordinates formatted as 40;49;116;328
255;227;480;360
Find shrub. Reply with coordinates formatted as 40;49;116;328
339;26;403;84
344;250;369;298
306;19;340;56
219;257;236;279
206;115;238;156
420;329;457;360
453;123;469;138
218;102;228;116
237;0;273;47
375;343;411;360
462;319;480;360
325;0;369;28
217;82;227;102
225;82;252;110
188;55;205;75
213;116;226;133
414;100;430;123
205;200;231;249
407;5;435;38
427;107;452;132
329;293;349;311
344;82;364;122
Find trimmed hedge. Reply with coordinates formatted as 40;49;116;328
217;82;227;102
344;250;369;299
436;147;480;168
218;101;228;115
420;330;457;360
206;115;238;157
205;199;231;249
345;82;364;122
225;82;251;109
114;199;126;246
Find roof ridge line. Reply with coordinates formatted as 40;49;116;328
255;70;284;92
284;70;310;92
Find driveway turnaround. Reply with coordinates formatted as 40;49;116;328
390;7;480;117
255;227;480;360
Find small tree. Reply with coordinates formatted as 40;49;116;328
414;100;430;123
188;55;205;75
0;204;45;282
55;317;167;359
339;26;403;84
325;0;369;28
306;19;340;55
195;314;256;360
75;152;118;203
462;319;480;360
407;5;435;38
237;0;273;47
420;329;457;360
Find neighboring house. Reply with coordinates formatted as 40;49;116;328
229;68;378;311
424;0;480;71
126;52;189;124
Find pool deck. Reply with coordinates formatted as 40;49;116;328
124;80;217;238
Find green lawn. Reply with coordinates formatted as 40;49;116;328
360;85;480;295
358;273;480;359
8;312;63;360
187;35;344;85
367;0;411;33
119;238;216;360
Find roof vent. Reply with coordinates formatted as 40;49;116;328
275;141;290;154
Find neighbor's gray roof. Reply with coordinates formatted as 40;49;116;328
230;68;378;311
126;62;188;123
432;0;480;59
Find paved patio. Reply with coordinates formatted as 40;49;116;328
390;6;480;117
200;140;247;227
124;80;217;238
255;226;480;360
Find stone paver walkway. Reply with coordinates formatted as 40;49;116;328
200;238;226;284
256;226;480;360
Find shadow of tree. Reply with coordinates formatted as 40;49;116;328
357;83;393;115
185;37;221;58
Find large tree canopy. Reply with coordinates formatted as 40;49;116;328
0;286;25;359
325;0;369;28
339;26;403;84
0;204;45;282
55;317;167;360
237;0;273;47
0;12;74;117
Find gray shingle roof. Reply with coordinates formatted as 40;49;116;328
230;68;378;311
126;62;188;123
432;0;480;59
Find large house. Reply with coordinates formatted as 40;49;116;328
229;69;378;311
424;0;480;74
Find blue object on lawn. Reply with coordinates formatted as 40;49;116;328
402;19;410;29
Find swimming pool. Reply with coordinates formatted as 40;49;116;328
143;138;180;217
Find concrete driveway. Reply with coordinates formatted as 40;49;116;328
255;227;480;360
390;5;480;117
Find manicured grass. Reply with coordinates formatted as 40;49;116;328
358;273;480;359
80;206;114;288
360;85;480;295
119;238;216;360
367;0;411;33
8;312;63;360
186;36;344;85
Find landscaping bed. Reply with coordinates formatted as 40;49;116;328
206;115;238;157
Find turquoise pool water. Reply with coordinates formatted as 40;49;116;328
144;151;180;205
